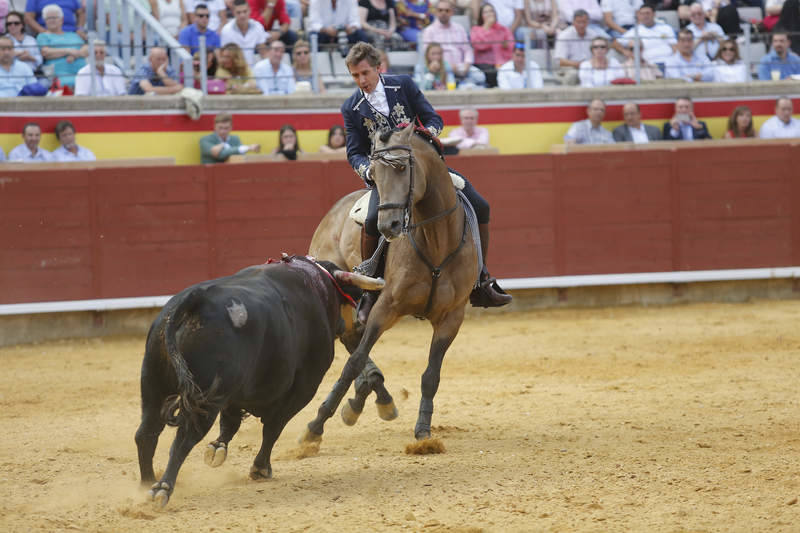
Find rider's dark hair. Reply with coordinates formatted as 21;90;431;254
345;42;381;69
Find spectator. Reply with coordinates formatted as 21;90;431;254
776;0;800;56
253;39;296;93
221;0;267;65
0;34;36;97
36;4;87;89
759;96;800;138
554;9;613;85
618;4;677;68
558;0;604;29
216;42;260;92
441;108;490;150
601;0;641;39
358;0;401;49
308;0;370;49
128;46;184;94
271;124;302;160
319;124;346;153
200;112;261;163
156;0;188;38
422;0;485;88
5;11;42;73
471;3;514;87
186;0;227;31
25;0;84;36
664;28;712;82
723;105;754;138
663;96;712;140
497;41;544;88
9;123;51;162
395;0;432;44
472;0;524;40
564;99;615;144
292;39;325;92
524;0;562;47
623;40;662;81
764;0;785;33
74;40;127;96
378;47;391;72
414;42;456;89
686;2;724;60
579;36;625;87
710;38;748;83
51;120;96;161
179;3;222;55
758;31;800;81
247;0;298;49
612;102;662;143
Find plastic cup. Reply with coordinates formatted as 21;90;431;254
771;69;781;81
446;81;456;90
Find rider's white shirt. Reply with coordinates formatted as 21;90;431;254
364;79;389;117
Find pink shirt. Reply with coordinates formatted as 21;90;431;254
470;24;514;65
421;19;474;68
449;126;490;149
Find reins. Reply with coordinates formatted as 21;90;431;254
370;141;467;316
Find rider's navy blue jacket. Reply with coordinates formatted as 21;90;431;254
341;74;443;184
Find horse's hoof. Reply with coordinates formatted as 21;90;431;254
298;426;322;444
204;441;227;468
249;464;272;481
414;429;431;440
341;399;362;426
376;400;398;421
147;481;171;507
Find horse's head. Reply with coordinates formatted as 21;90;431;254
370;123;426;241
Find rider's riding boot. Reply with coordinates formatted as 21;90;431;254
470;223;513;308
357;228;381;324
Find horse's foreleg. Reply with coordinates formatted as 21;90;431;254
415;308;465;440
343;357;398;425
304;318;390;440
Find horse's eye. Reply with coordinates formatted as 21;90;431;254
395;164;406;172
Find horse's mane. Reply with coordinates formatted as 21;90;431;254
378;124;444;159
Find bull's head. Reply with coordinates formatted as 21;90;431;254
370;123;421;241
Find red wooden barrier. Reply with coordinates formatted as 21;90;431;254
2;145;799;304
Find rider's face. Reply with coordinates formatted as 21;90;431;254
349;59;380;93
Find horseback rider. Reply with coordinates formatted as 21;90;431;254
341;42;511;321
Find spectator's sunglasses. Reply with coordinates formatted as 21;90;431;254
721;46;736;52
7;20;23;26
195;12;210;18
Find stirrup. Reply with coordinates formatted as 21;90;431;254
470;276;512;308
354;236;387;277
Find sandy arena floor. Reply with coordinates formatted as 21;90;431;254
1;300;798;532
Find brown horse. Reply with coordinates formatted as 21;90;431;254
302;123;480;442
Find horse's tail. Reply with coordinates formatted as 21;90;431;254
161;289;221;430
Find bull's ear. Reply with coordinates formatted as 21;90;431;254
334;270;385;291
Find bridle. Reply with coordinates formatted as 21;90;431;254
369;141;467;316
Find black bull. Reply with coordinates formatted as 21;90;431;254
134;255;383;507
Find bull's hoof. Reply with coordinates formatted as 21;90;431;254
204;441;228;468
341;399;362;426
376;400;398;421
298;426;322;444
249;464;272;480
147;481;172;508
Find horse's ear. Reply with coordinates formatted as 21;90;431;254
400;122;415;142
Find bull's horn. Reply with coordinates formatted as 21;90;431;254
334;270;385;291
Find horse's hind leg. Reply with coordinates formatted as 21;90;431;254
204;406;242;468
415;308;465;440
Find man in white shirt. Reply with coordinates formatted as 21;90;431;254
759;97;800;139
221;0;267;66
601;0;642;38
618;4;677;66
685;3;725;60
612;102;662;143
308;0;370;47
559;0;605;28
497;43;544;89
51;120;97;162
442;108;491;150
74;41;127;96
564;99;615;144
554;9;614;85
253;39;296;94
664;29;712;82
9;123;52;162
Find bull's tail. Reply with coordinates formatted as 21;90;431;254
161;288;221;431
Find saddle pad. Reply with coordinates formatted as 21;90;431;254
348;173;465;225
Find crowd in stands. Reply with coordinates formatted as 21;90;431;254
3;0;800;96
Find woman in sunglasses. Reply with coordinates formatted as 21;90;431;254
579;37;624;87
4;11;42;73
292;39;325;93
710;39;748;83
